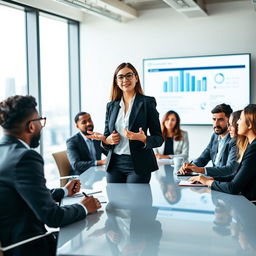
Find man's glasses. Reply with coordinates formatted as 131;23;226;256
116;72;135;82
27;117;46;127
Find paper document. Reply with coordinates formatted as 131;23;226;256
178;180;208;187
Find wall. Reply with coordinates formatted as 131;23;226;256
80;1;256;159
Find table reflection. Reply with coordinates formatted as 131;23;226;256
155;165;181;205
211;192;256;255
89;183;162;256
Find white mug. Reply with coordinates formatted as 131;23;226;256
173;157;184;168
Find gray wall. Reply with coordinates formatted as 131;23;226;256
80;1;256;159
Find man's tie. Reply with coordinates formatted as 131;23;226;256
88;139;97;161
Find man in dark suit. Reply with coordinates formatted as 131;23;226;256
66;112;107;175
179;103;237;176
0;95;101;256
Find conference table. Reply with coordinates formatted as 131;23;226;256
57;161;256;256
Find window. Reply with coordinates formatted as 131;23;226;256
40;15;70;188
0;2;80;188
0;4;27;137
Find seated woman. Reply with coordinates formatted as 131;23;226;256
154;110;189;163
189;104;256;201
180;110;241;177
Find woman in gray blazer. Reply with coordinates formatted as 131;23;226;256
154;110;189;163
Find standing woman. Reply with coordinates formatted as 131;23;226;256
154;110;189;163
189;104;256;201
89;63;163;183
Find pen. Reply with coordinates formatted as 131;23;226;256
87;191;102;196
60;175;79;180
82;192;88;197
82;192;107;204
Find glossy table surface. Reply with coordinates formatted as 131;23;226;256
57;160;256;256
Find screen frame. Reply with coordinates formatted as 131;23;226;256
143;53;251;126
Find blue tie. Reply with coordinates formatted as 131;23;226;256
88;139;96;161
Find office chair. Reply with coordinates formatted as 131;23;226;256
52;150;71;187
0;232;53;254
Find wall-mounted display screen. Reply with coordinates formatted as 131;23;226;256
143;54;250;125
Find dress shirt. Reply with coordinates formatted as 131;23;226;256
214;133;229;166
114;94;136;155
203;133;230;175
18;138;30;149
80;131;97;166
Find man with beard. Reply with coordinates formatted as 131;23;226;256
0;95;101;256
66;112;107;175
179;103;237;176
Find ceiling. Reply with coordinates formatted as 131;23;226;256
51;0;253;22
122;0;248;11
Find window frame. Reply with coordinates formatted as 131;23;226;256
0;0;81;154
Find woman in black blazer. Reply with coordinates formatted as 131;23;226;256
88;63;163;183
189;104;256;201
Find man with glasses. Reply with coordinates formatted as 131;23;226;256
0;95;101;256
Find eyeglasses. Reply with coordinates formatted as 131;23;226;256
27;117;46;127
116;72;135;82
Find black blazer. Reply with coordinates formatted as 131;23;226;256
103;94;163;175
211;139;256;200
0;135;86;255
66;133;108;175
193;133;237;171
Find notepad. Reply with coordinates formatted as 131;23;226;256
178;180;207;187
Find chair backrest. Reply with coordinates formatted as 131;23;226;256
0;232;53;253
52;150;71;187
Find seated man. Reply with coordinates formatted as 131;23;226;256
179;103;237;176
66;112;107;175
0;95;101;256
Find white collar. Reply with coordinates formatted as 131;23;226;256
18;139;30;149
79;131;90;141
119;93;136;108
218;132;229;141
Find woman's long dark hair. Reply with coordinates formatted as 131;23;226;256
161;110;183;141
110;63;144;101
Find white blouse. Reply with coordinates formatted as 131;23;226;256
113;94;136;155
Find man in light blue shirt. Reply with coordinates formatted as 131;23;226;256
179;103;237;177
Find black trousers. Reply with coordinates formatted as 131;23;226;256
107;154;151;183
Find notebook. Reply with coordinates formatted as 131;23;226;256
178;180;208;187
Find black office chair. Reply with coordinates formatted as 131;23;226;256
0;231;53;254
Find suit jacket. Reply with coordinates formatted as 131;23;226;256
193;133;237;172
66;133;108;175
0;135;86;255
103;94;164;175
211;139;256;201
154;130;189;162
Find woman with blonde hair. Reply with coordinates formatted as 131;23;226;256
154;110;189;163
189;104;256;200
